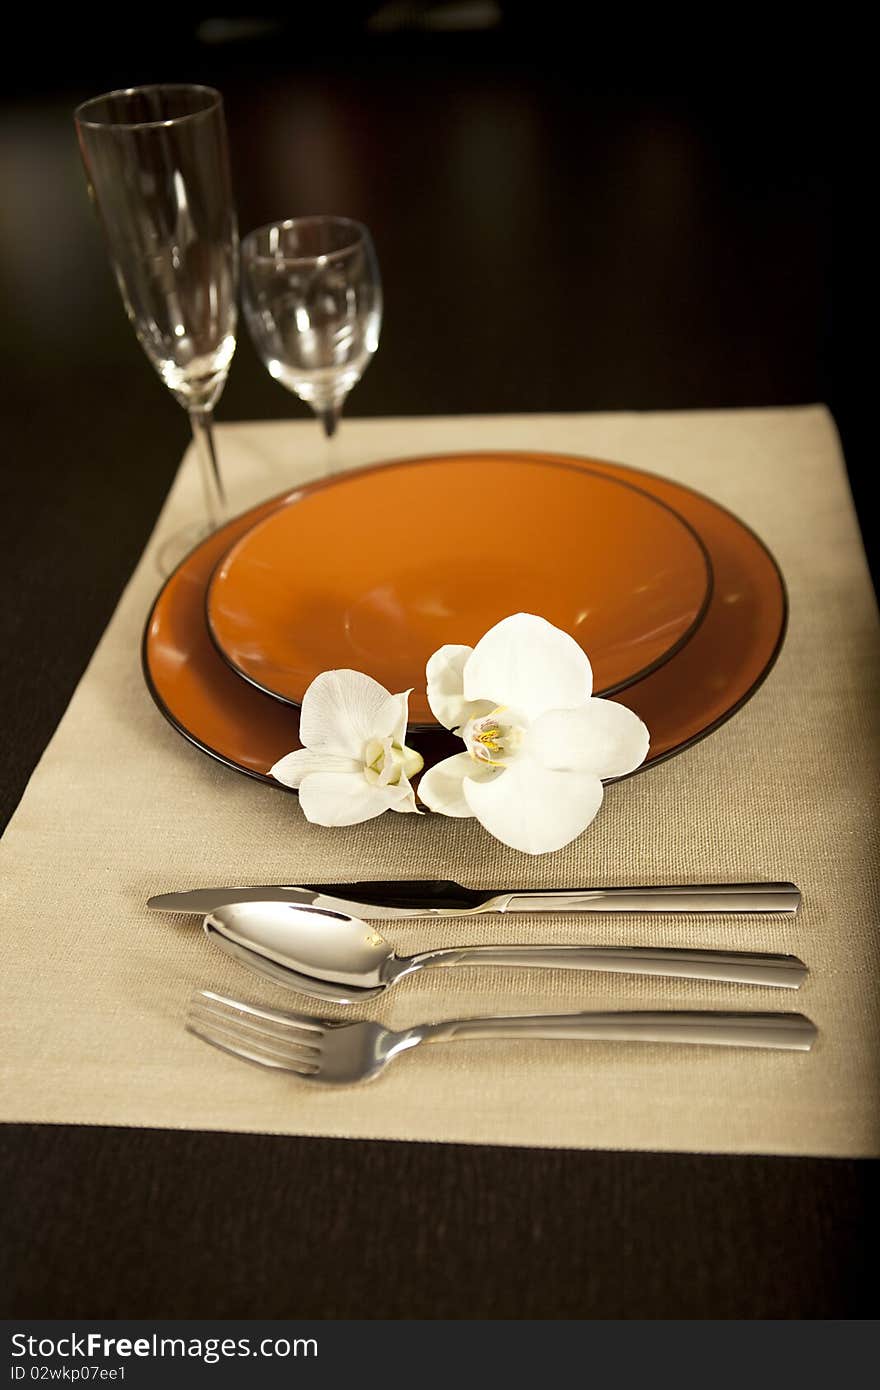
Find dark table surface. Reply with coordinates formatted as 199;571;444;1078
1;10;874;1319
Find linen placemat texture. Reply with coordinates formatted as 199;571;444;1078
1;407;878;1156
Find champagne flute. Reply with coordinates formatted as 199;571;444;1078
241;216;381;440
75;85;238;570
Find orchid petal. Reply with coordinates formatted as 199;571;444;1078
464;753;604;854
373;689;412;744
425;645;470;728
400;745;424;780
387;777;422;814
426;644;493;730
462;614;593;721
270;748;361;788
417;751;498;817
298;771;406;826
528;700;650;780
299;670;397;758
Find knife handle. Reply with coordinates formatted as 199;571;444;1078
494;883;801;914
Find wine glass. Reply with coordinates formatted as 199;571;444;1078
241;216;381;440
74;85;238;570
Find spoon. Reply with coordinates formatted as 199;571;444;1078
202;901;808;1004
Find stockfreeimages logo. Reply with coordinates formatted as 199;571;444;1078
10;1332;317;1368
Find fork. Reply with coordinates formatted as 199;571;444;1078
187;990;818;1086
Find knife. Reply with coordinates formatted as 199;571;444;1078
147;880;801;919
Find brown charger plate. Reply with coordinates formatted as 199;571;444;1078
142;451;786;788
204;454;713;723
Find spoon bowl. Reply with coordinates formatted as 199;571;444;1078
205;901;398;1002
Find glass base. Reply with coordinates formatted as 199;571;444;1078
155;518;217;577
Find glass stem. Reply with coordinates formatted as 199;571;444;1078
189;407;226;529
318;404;340;439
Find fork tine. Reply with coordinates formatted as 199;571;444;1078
189;999;322;1060
186;1016;321;1075
193;994;323;1049
198;989;325;1035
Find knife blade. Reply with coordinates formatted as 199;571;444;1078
146;880;801;919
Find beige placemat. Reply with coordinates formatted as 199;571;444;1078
2;407;878;1156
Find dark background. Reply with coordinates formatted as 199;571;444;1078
2;3;873;1319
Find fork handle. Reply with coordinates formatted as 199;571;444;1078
418;1010;816;1051
405;946;807;989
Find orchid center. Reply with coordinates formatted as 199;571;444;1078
363;736;424;787
462;708;524;767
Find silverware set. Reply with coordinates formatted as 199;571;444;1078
146;879;816;1085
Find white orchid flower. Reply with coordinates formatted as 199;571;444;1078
418;614;649;855
271;669;423;826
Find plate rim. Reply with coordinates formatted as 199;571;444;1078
142;449;787;791
201;451;716;722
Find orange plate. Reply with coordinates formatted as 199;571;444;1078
205;455;713;724
143;451;786;790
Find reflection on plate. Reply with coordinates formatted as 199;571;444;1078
143;451;785;789
205;454;713;723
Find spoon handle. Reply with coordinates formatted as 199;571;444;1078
418;1010;817;1051
404;945;807;989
